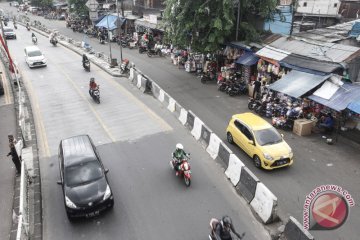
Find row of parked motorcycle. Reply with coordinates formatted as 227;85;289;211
248;90;304;130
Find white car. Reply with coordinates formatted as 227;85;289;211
24;46;47;68
3;27;16;39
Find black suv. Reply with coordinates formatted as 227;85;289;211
57;135;114;221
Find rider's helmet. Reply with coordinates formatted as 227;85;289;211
222;216;232;228
176;143;183;150
90;77;95;83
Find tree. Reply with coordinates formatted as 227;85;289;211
163;0;279;52
30;0;53;8
164;0;234;52
68;0;89;16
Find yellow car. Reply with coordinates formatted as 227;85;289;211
226;112;293;170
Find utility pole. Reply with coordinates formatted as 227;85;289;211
236;0;241;41
289;0;297;37
106;12;113;66
116;0;123;62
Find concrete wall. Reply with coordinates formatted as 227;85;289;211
297;0;341;15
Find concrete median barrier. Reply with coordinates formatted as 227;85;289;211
236;167;259;203
158;89;165;103
250;182;278;224
199;124;212;148
179;108;188;125
168;97;176;112
225;154;245;186
191;116;203;140
217;142;232;167
284;216;314;240
151;82;161;99
129;68;134;81
186;111;195;131
206;133;221;159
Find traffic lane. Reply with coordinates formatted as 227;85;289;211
42;130;270;240
8;6;359;237
7;25;171;156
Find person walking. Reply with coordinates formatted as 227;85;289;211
252;78;262;99
6;135;21;176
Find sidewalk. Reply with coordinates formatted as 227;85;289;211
0;59;17;240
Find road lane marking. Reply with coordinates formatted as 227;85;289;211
61;46;172;132
18;68;51;158
97;67;173;132
51;60;117;142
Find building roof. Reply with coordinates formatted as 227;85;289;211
293;20;360;43
269;36;360;63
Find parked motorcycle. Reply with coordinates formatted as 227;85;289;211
83;60;90;72
89;86;100;104
32;36;37;45
226;81;248;96
120;59;130;74
147;47;162;57
99;36;105;44
138;45;147;54
170;154;191;187
50;37;58;46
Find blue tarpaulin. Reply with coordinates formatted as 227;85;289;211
93;15;106;24
95;15;126;30
347;96;360;114
268;70;330;98
309;83;360;111
349;22;360;38
235;51;259;66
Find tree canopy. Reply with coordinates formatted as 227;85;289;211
30;0;53;8
163;0;279;52
68;0;89;16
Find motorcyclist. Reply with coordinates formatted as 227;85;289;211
89;77;98;96
49;31;58;43
26;22;30;30
211;216;243;240
172;143;188;176
82;54;89;68
31;33;37;43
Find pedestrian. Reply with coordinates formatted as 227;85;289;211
252;78;262;99
6;135;21;176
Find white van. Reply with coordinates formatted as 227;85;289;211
24;46;47;68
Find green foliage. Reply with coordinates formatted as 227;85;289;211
30;0;52;8
68;0;89;16
163;0;279;52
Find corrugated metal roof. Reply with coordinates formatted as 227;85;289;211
280;54;343;74
309;83;360;111
255;45;290;61
269;36;360;63
268;70;330;98
294;20;360;43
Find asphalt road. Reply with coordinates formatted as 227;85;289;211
5;20;271;240
4;9;359;240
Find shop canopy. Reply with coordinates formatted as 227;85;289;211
268;70;330;98
235;51;259;66
255;45;290;62
279;54;343;76
226;42;252;51
349;21;360;38
347;96;360;114
309;83;360;111
95;15;126;30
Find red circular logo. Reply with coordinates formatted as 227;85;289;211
311;192;348;229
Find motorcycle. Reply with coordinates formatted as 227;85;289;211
226;81;248;97
83;60;90;72
120;59;130;74
209;218;245;240
147;46;163;57
32;36;37;45
14;24;17;29
138;45;147;54
50;37;58;46
170;154;191;187
89;86;100;104
99;36;105;44
26;25;30;31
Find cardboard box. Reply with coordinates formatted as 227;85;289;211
293;119;313;136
